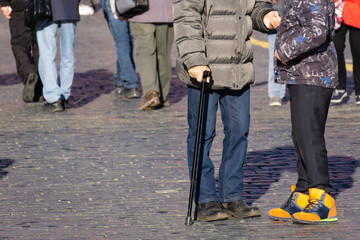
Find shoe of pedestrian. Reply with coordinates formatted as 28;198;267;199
269;97;282;107
22;72;38;102
331;89;347;104
124;88;140;99
115;86;125;95
44;98;68;112
79;4;95;16
268;185;309;221
162;99;170;107
292;188;338;224
195;201;228;222
139;90;160;110
221;200;261;218
356;95;360;105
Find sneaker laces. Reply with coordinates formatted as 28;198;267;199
303;198;319;211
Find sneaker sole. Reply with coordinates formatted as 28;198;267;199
269;103;282;107
22;74;38;102
292;216;338;224
197;213;228;222
269;214;292;221
226;209;261;219
331;92;348;103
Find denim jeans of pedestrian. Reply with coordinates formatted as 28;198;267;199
268;33;285;99
101;0;139;89
187;85;250;205
36;20;77;103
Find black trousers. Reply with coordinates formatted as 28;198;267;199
289;85;333;193
9;10;39;83
333;23;360;96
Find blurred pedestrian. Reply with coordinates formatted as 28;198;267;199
173;0;280;222
129;0;173;110
36;0;80;112
267;0;286;107
269;0;338;224
0;0;42;102
331;0;360;105
101;0;140;99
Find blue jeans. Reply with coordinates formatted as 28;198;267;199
36;21;77;103
268;33;285;99
101;0;138;89
187;85;250;204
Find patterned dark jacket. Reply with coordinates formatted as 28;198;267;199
274;0;338;88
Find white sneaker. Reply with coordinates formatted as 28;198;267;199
269;97;282;107
79;4;95;16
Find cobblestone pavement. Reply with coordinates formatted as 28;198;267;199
1;8;360;240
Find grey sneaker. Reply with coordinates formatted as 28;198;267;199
43;98;67;112
269;97;282;107
124;88;140;99
115;86;125;95
221;200;261;219
195;201;228;222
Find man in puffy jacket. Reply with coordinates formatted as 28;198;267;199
0;0;42;102
173;0;280;222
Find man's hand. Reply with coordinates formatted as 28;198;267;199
263;10;281;30
1;6;12;19
188;65;211;83
275;50;287;65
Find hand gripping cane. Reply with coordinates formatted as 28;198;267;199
185;71;210;226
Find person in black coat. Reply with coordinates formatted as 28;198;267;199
36;0;80;112
0;0;43;102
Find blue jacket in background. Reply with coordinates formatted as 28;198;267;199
50;0;80;21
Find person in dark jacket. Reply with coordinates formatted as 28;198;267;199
36;0;80;112
0;0;42;102
173;0;280;222
269;0;338;224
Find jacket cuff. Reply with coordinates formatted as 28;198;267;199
183;52;208;70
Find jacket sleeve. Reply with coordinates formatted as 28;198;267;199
252;0;274;32
276;0;331;62
172;0;208;70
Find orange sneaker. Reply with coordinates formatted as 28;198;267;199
269;185;309;221
292;188;338;224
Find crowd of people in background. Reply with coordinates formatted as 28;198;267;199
1;0;358;111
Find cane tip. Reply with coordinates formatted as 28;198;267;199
185;216;193;226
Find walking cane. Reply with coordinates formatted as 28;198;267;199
185;71;210;226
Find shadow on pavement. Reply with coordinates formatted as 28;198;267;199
0;159;14;180
0;73;22;86
241;146;359;203
68;69;114;108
